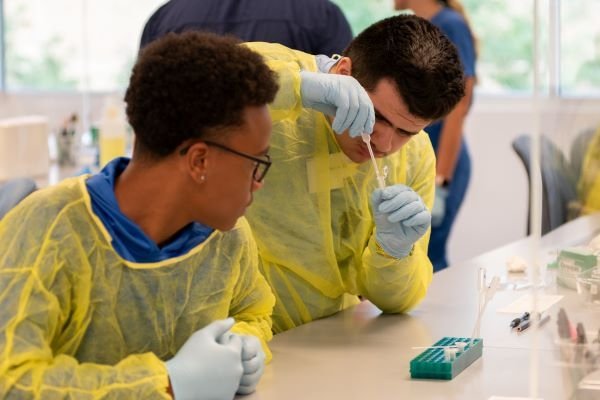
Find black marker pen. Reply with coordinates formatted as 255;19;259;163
517;314;550;332
510;312;530;329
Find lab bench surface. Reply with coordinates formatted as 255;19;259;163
242;213;600;400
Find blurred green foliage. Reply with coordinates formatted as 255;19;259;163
333;0;535;92
3;0;598;93
5;4;76;90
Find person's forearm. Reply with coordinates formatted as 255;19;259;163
435;77;474;181
359;235;433;313
1;353;171;399
243;43;305;121
358;132;435;313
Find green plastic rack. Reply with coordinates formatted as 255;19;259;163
410;337;483;380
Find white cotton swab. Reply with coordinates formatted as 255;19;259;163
361;133;386;189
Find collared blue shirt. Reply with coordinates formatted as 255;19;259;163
86;157;214;263
140;0;353;56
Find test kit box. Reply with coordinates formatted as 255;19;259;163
555;247;598;289
0;116;49;180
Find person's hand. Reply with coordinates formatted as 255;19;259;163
431;185;448;227
300;70;374;137
232;335;266;395
165;318;243;400
371;185;431;259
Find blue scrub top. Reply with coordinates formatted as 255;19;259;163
427;7;476;148
86;157;214;263
140;0;353;56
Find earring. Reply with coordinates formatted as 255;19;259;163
200;175;206;182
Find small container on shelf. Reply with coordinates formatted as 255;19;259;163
576;267;600;306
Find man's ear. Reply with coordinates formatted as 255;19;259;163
184;142;210;184
331;57;352;76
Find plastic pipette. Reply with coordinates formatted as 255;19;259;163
361;133;386;189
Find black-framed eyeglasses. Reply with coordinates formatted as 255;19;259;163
179;140;272;183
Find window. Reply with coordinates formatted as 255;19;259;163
463;0;535;94
4;0;164;92
560;0;600;96
332;0;599;96
2;0;599;96
331;0;392;36
332;0;536;94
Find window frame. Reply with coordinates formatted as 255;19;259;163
0;0;6;91
0;0;598;98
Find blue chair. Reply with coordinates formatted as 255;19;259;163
0;178;37;220
512;134;580;235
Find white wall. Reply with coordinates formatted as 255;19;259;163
0;93;112;130
1;93;599;262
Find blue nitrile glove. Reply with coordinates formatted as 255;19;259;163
233;335;266;395
165;318;243;400
431;185;448;228
300;70;375;137
371;184;431;259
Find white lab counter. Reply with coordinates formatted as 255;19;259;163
244;214;600;400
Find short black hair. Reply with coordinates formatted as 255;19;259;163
125;31;279;158
344;15;465;121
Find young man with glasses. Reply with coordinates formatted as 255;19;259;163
242;15;466;333
0;32;278;400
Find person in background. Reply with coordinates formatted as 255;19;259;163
241;15;465;333
140;0;353;55
395;0;477;271
0;32;278;400
579;127;600;214
0;178;37;220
